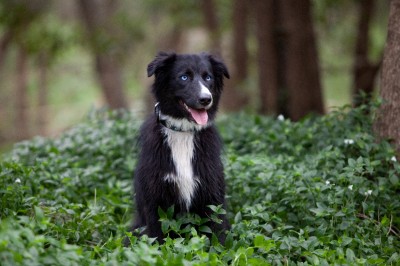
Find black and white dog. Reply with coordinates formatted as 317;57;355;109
128;52;230;243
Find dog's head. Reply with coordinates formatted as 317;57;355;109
147;52;229;130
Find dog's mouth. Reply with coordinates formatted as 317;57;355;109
180;101;208;125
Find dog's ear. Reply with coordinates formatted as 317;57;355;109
208;54;230;79
147;51;176;77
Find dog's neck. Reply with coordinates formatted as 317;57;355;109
154;102;211;132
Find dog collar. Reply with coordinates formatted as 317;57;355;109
154;102;193;132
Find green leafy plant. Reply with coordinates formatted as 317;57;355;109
0;105;399;265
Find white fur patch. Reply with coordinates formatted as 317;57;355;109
163;128;199;210
199;81;212;97
199;81;213;108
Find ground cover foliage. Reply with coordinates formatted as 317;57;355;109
0;105;399;265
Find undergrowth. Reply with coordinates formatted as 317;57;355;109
1;105;399;265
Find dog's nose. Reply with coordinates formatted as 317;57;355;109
199;95;212;107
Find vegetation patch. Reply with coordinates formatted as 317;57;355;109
1;106;399;265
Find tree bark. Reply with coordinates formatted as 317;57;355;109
232;0;248;83
162;25;184;52
255;0;278;115
352;0;381;107
221;0;249;111
201;0;221;55
0;30;13;75
37;52;48;136
15;47;29;140
281;0;324;121
0;31;13;134
78;0;128;109
374;0;400;155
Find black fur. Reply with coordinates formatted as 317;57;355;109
127;52;230;244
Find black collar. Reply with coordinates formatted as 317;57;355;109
154;102;192;132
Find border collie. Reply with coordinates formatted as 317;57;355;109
128;52;230;243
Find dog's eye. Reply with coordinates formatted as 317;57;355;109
180;75;189;81
205;75;211;81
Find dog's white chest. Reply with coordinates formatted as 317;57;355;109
163;128;198;210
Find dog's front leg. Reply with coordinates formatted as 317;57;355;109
143;205;164;242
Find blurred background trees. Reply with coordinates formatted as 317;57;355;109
0;0;390;148
78;0;130;110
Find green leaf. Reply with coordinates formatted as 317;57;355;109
254;235;276;252
254;235;265;247
388;252;399;264
348;158;356;167
199;225;212;234
224;232;233;249
208;205;218;212
158;207;167;220
389;174;399;185
246;247;254;256
340;236;353;246
161;220;169;234
34;206;44;221
380;216;389;226
234;212;242;224
346;248;356;262
166;205;175;218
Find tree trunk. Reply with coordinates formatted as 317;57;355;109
255;0;278;115
281;0;324;121
221;0;249;111
94;55;127;109
271;0;289;117
0;30;13;75
0;31;13;129
201;0;221;55
78;0;128;109
162;25;184;52
352;0;381;107
232;0;248;84
37;52;48;136
15;47;29;140
374;0;400;155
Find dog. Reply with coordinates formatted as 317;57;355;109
127;52;230;244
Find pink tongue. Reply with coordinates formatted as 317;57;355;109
188;107;208;125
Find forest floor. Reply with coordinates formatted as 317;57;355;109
1;105;399;265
